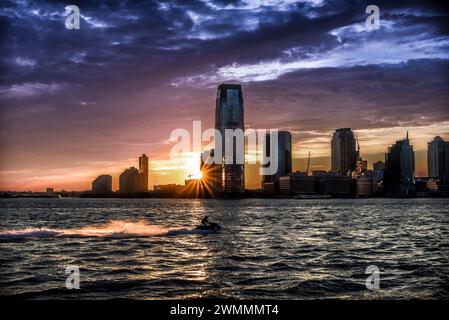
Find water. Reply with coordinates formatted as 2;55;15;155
0;198;448;299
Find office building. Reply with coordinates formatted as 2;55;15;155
373;161;385;171
92;175;112;194
427;136;449;183
138;154;149;192
262;131;292;192
383;132;415;195
119;167;140;193
324;175;353;196
215;83;245;193
356;178;379;196
279;172;315;195
331;128;357;175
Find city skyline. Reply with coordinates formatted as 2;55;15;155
1;77;448;192
1;1;448;191
4;124;446;193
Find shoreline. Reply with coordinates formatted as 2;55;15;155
1;194;448;199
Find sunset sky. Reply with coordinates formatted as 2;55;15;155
0;0;448;191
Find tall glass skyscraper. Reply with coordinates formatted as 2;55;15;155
428;136;449;183
215;84;245;193
138;154;149;192
384;132;415;195
262;131;292;191
331;128;357;175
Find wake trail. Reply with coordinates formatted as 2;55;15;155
0;220;211;239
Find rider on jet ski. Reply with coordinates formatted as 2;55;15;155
201;215;210;226
199;216;221;230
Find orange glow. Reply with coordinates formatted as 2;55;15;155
1;124;448;191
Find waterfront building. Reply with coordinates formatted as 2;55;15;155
262;131;292;192
279;172;315;195
215;84;245;193
356;172;381;197
323;175;353;196
427;136;449;183
331;128;357;175
138;154;149;192
153;184;184;196
373;161;385;171
262;182;275;194
383;132;415;195
92;175;112;194
119;167;140;193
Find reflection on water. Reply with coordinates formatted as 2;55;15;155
0;198;448;299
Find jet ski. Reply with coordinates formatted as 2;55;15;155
195;222;222;231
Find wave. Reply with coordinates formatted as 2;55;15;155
0;220;213;239
0;228;61;238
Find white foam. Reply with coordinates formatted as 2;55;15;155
0;220;208;239
0;227;61;238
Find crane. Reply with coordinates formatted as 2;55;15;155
306;151;311;175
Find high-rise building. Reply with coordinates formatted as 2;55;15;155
427;136;449;183
92;175;112;194
119;167;139;193
262;131;292;191
331;128;357;175
215;83;245;193
372;161;385;179
373;161;385;171
384;132;415;195
138;154;149;191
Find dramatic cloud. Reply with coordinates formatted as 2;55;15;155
0;82;68;98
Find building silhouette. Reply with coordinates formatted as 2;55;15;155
215;83;245;193
92;175;112;194
138;154;149;191
119;167;139;193
427;136;449;183
373;161;385;171
331;128;357;176
356;176;380;196
372;160;385;179
279;172;315;195
262;131;292;192
383;132;415;195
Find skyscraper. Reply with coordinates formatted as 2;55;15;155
373;161;385;172
262;131;292;191
215;84;245;193
138;154;149;191
373;160;385;179
427;136;449;183
384;132;415;195
92;175;112;194
331;128;357;175
119;167;140;193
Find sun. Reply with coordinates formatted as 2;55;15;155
185;153;203;179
